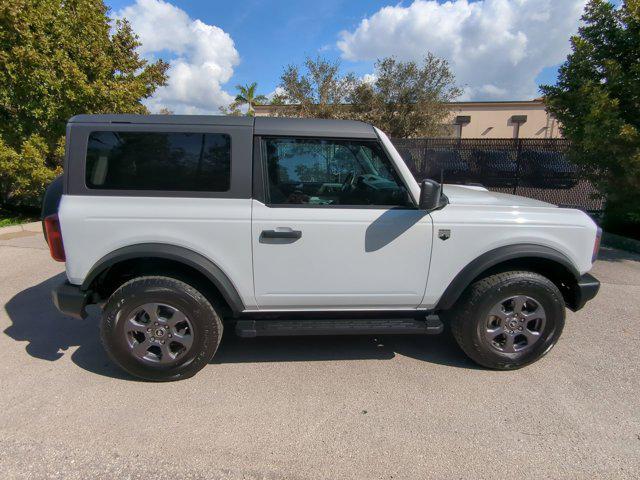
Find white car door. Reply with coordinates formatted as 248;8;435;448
251;136;432;310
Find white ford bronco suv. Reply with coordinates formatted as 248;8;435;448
43;115;601;381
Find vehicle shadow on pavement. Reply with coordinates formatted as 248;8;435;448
3;273;131;380
3;274;479;381
212;331;479;369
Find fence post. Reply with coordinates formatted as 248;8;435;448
514;138;522;195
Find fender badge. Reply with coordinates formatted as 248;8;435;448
438;229;451;241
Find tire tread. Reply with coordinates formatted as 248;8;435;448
100;275;223;381
449;270;564;370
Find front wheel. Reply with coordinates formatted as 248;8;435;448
449;271;565;370
100;276;223;381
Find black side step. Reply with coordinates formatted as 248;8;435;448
235;316;443;338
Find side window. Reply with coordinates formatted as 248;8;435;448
264;137;412;207
85;131;231;191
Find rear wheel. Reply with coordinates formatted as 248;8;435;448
449;271;565;370
100;276;223;381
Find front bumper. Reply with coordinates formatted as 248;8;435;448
52;282;90;319
570;273;600;311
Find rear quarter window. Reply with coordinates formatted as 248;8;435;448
85;131;231;191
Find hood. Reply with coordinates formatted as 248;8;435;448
443;184;556;208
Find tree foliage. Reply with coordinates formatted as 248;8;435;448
351;54;462;138
272;57;359;119
234;82;267;116
541;0;640;234
0;135;57;206
0;0;168;206
273;54;461;137
218;103;243;116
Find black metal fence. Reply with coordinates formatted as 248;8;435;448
392;138;604;213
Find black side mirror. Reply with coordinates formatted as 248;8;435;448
419;179;443;210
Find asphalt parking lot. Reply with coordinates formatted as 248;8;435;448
1;224;639;480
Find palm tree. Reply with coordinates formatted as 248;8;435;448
234;82;268;116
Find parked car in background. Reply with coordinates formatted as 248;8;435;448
519;150;579;189
473;149;518;188
423;148;471;183
43;115;600;381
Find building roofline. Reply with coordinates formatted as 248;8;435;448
254;99;546;112
447;99;545;107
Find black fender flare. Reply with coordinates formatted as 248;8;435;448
435;243;580;310
81;243;245;315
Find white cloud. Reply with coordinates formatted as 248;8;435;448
361;73;377;85
337;0;586;100
116;0;239;114
266;86;286;101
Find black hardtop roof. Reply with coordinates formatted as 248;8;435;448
68;114;378;139
68;114;254;126
253;117;376;138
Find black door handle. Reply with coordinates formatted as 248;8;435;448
261;229;302;239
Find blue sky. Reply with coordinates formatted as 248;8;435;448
104;0;588;114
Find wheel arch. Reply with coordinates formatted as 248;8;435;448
436;244;582;311
82;243;245;316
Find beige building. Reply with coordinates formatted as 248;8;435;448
254;99;561;139
447;99;561;139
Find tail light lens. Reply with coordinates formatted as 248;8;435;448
44;214;65;262
592;227;602;263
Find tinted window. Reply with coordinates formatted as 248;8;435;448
264;137;412;207
86;131;231;191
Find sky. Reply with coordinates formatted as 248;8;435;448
104;0;589;114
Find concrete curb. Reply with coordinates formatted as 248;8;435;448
602;231;640;255
0;221;42;235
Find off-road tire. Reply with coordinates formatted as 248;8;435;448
100;276;223;381
449;271;565;370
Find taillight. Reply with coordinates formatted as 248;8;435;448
592;227;602;263
44;214;65;262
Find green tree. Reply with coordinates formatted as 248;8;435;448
218;103;243;116
351;54;462;138
274;54;461;137
0;0;168;206
541;0;640;236
273;56;359;119
0;135;57;206
233;82;267;116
